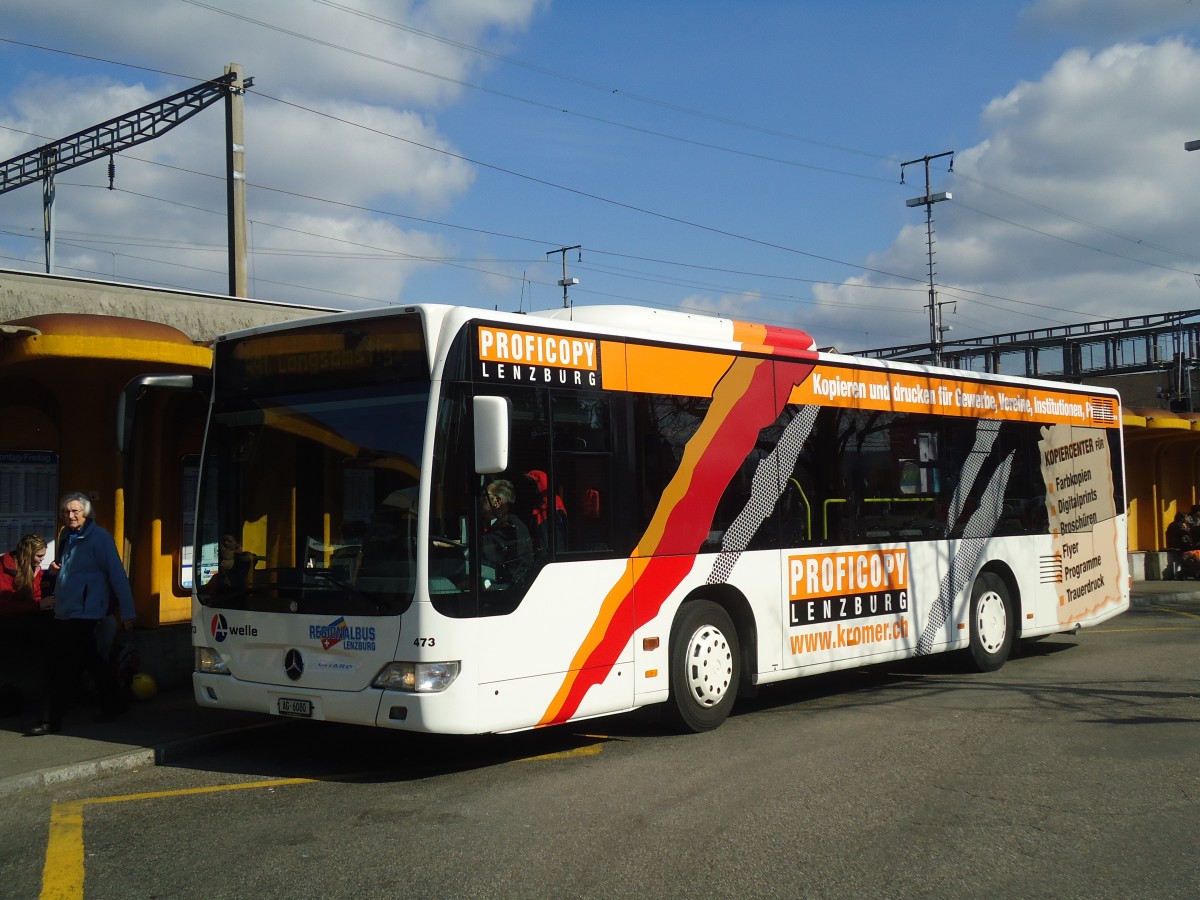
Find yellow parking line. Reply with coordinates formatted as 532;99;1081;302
523;743;605;761
41;777;316;900
521;733;611;762
1095;607;1200;633
41;801;83;900
40;736;605;897
81;775;317;806
1154;606;1200;620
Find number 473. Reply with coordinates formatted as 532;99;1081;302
413;637;436;647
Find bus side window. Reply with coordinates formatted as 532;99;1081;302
555;455;614;555
786;406;853;546
516;469;567;559
708;448;781;551
779;477;814;546
552;393;618;558
633;394;704;534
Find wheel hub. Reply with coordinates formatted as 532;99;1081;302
684;624;733;708
975;590;1008;654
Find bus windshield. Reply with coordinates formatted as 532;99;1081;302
195;316;429;616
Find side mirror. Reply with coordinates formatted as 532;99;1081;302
117;373;211;454
473;396;510;474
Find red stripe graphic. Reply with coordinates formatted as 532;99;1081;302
539;357;814;725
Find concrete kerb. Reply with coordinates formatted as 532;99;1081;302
1129;587;1200;609
0;719;286;800
0;748;156;800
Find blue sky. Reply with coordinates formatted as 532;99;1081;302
3;0;1200;352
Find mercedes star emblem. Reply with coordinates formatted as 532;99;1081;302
284;648;304;681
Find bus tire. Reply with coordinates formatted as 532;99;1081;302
666;600;740;733
968;572;1014;672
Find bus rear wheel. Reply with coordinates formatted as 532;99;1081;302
968;572;1014;672
666;600;740;733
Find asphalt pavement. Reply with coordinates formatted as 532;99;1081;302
2;580;1198;799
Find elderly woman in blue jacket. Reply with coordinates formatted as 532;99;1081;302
28;492;136;736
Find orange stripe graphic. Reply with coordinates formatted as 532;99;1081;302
539;356;814;725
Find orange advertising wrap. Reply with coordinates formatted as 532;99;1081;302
789;364;1120;426
526;337;1126;724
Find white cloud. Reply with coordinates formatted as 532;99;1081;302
814;38;1200;352
246;212;453;306
1;0;542;107
1;77;158;142
675;290;753;317
0;1;542;304
245;98;475;212
1019;0;1200;43
8;4;1200;341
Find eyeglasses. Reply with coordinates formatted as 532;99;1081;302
61;507;86;518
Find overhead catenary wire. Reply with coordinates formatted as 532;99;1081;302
0;33;1187;282
0;159;1087;330
0;28;1188;337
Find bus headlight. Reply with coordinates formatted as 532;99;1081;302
373;661;460;693
196;646;231;675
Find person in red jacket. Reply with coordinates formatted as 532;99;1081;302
0;533;51;616
0;533;51;717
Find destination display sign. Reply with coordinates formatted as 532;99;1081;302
476;325;601;389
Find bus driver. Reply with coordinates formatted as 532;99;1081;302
480;479;533;590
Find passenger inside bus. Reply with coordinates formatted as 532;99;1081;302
521;469;567;559
480;479;534;591
200;534;252;595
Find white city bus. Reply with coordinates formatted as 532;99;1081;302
191;303;1129;733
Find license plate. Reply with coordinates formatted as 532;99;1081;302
277;697;313;718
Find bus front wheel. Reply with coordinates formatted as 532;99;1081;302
968;572;1015;672
666;600;740;733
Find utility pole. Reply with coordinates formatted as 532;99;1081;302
901;150;954;366
0;66;251;293
1180;140;1200;408
41;149;56;274
225;63;249;297
546;245;581;308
